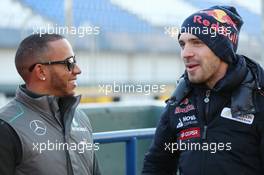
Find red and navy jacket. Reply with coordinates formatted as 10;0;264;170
142;55;264;175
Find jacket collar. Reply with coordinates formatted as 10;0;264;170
213;56;248;92
170;55;260;116
15;85;81;126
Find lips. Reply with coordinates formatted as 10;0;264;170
186;63;200;72
69;79;77;87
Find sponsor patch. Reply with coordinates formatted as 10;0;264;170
72;127;88;132
179;127;200;140
220;107;255;125
71;118;89;132
176;118;184;128
176;115;198;129
175;98;195;114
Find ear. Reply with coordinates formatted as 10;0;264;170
34;64;47;81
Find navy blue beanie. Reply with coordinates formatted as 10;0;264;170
179;6;243;64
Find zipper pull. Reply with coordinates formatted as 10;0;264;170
202;125;208;140
204;90;211;103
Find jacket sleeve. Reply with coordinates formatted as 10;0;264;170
78;109;102;175
0;120;22;175
257;112;264;171
142;104;179;175
93;154;101;175
254;92;264;171
260;134;264;171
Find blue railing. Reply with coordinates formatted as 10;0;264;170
93;128;156;175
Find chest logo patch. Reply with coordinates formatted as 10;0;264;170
175;98;195;114
176;115;198;129
179;127;200;140
71;118;88;132
221;107;255;125
29;120;47;136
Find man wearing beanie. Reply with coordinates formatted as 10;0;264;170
142;5;264;175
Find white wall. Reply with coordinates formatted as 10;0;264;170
0;49;185;85
0;49;23;84
74;51;185;84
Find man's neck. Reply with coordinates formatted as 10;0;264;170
206;62;228;89
24;84;46;98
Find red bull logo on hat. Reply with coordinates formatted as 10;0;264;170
201;9;238;31
192;14;239;45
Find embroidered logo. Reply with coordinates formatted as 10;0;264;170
176;118;184;128
175;98;195;114
176;115;198;129
30;120;47;136
179;127;201;140
71;118;88;132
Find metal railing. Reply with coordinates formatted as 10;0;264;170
93;128;156;175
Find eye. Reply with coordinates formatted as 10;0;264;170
178;41;185;49
67;62;75;71
192;40;204;46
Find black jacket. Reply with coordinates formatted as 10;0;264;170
142;55;264;175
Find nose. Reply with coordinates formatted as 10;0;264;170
72;64;82;75
181;44;195;59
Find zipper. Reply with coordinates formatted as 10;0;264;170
202;125;208;140
63;107;76;175
201;89;211;175
63;129;73;175
202;90;210;140
61;98;79;175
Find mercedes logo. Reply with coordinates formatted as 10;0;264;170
29;120;47;136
